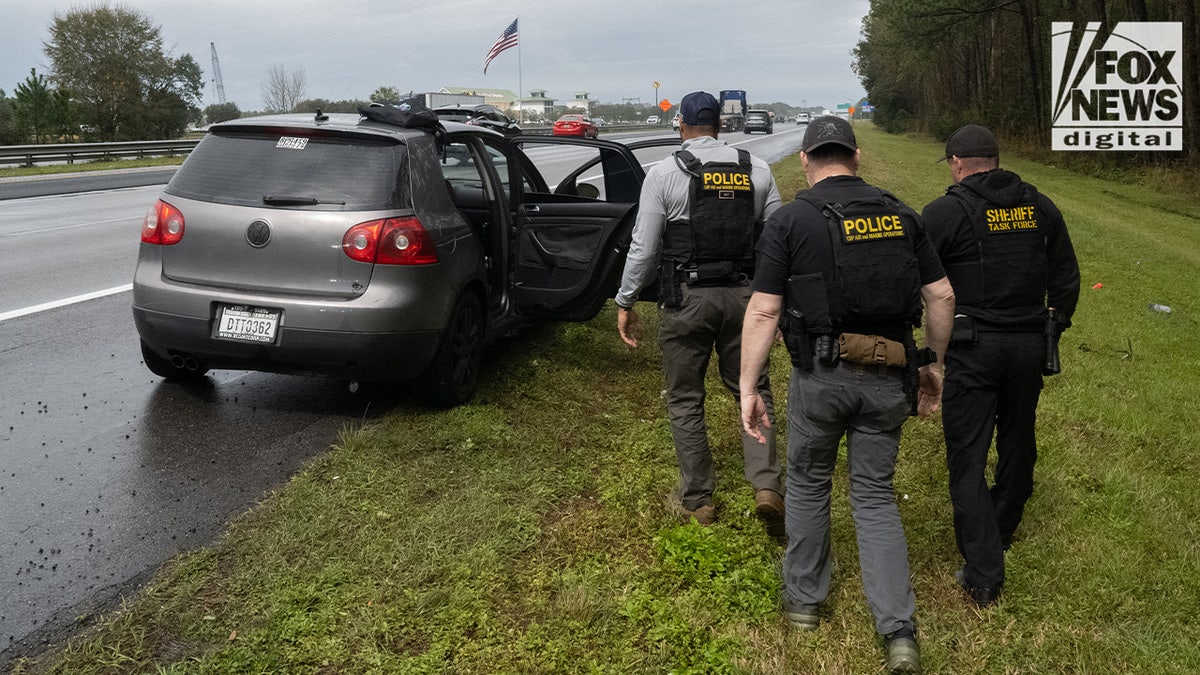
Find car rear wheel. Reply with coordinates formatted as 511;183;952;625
424;292;485;407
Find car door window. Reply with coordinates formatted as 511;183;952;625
481;142;538;195
516;140;640;203
440;139;498;236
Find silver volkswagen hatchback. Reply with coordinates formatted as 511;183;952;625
133;110;672;406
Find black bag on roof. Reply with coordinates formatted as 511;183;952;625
358;98;446;145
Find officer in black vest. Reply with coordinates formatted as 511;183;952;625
614;91;784;533
922;125;1080;608
740;116;954;674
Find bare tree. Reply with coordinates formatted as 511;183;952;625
261;64;307;113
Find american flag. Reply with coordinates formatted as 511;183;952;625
483;18;519;74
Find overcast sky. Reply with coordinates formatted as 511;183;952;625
2;0;871;112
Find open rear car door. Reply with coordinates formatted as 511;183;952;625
507;136;680;321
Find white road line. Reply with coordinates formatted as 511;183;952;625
0;284;132;322
0;216;135;238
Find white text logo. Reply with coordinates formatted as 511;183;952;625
1051;22;1183;151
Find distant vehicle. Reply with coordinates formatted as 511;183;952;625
593;116;607;127
646;115;661;125
718;90;747;132
671;113;681;130
743;109;774;134
132;112;669;406
552;114;599;138
432;104;521;136
796;112;812;125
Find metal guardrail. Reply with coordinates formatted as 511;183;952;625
0;139;201;167
0;126;668;168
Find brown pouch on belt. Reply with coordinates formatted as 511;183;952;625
838;333;908;367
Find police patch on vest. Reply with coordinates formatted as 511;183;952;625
985;206;1039;234
841;213;906;243
701;169;752;195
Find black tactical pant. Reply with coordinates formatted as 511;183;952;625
943;330;1044;590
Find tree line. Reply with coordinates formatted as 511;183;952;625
0;3;341;145
0;3;206;144
853;0;1197;161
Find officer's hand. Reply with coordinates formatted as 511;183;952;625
741;392;770;444
617;306;639;348
917;365;943;417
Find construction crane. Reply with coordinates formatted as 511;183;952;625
210;42;227;104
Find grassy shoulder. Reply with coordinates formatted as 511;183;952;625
0;156;184;179
13;125;1200;674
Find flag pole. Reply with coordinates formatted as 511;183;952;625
517;16;523;124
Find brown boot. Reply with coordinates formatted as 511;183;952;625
755;489;785;538
666;490;716;525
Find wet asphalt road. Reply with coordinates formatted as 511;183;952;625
0;127;809;665
0;169;402;665
0;167;178;201
0;291;397;663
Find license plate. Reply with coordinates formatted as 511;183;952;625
214;304;280;344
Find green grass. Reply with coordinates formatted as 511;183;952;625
12;124;1200;674
0;156;185;179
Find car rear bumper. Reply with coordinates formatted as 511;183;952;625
132;256;457;381
133;307;442;380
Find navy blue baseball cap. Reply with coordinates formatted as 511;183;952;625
679;91;720;126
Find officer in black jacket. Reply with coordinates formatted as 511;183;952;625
922;124;1080;608
741;116;954;674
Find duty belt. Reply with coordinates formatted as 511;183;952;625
682;261;744;287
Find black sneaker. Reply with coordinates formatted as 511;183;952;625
884;628;921;674
955;568;1002;608
785;609;819;631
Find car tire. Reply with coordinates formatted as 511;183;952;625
424;291;485;408
140;340;208;381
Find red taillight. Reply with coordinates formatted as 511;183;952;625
341;216;438;265
141;199;185;245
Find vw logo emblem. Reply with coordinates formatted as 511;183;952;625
246;220;271;248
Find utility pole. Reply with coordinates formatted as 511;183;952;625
210;42;227;104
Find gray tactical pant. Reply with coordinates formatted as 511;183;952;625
782;359;917;636
659;283;781;511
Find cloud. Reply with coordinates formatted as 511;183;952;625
1;0;870;112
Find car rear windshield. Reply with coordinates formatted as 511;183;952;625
166;129;410;210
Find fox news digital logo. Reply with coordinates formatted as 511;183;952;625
1051;22;1183;151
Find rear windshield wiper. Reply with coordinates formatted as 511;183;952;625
262;195;346;206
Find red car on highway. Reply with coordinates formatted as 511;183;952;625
552;114;599;139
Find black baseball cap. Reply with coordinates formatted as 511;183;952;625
679;91;720;126
942;124;999;161
801;116;857;153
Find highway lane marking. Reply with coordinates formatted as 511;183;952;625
0;284;132;322
0;215;136;238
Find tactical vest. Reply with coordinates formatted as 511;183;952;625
660;149;758;285
944;184;1047;311
785;189;923;337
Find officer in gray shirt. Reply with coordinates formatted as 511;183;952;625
614;91;783;534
